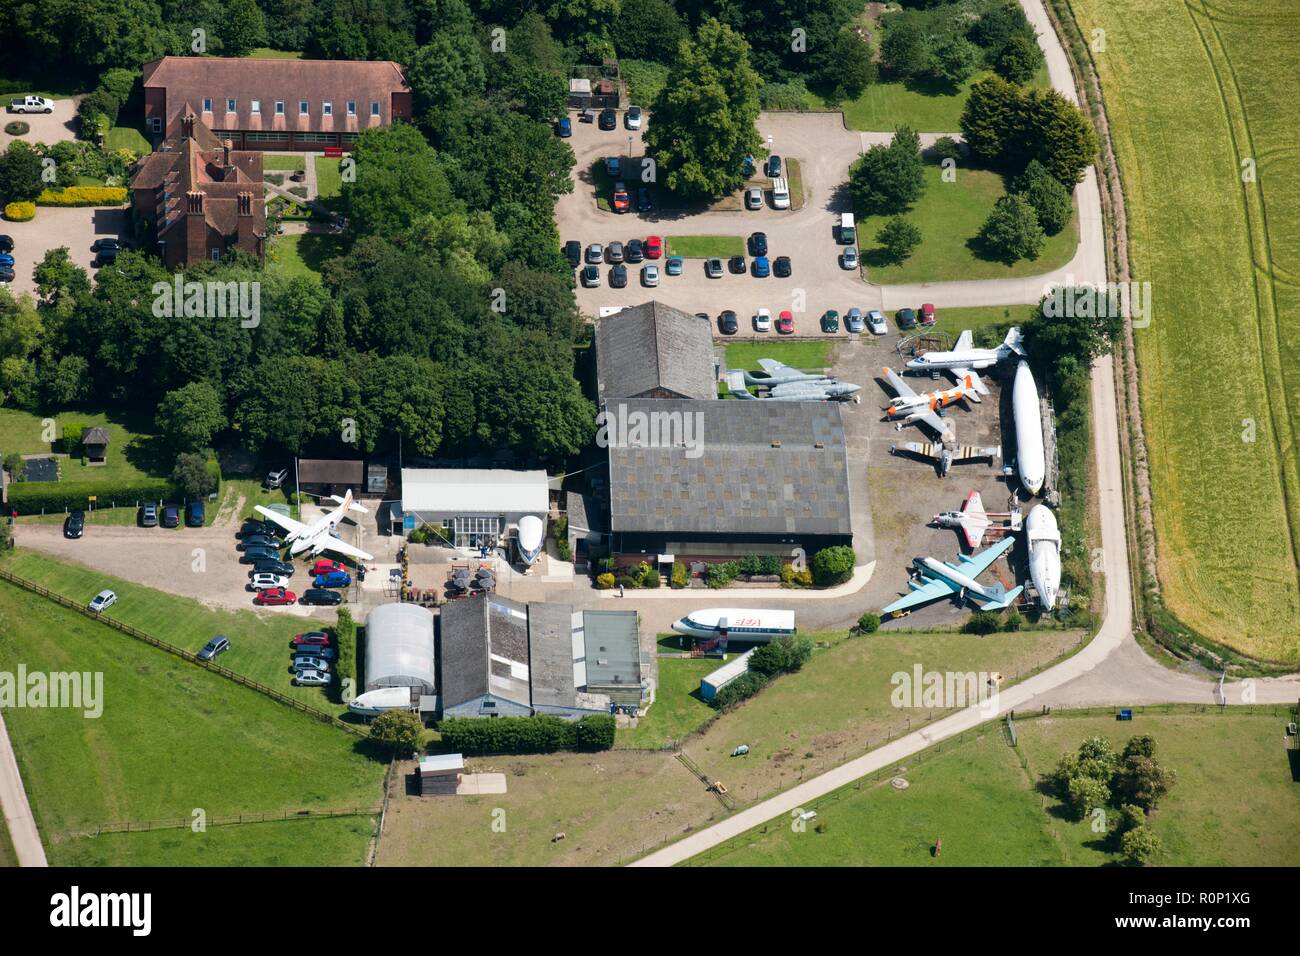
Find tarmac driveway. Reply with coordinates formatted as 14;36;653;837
1;206;128;298
0;97;78;150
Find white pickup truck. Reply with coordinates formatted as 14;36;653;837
8;95;54;114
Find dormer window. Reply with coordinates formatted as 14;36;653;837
299;101;309;115
203;97;212;112
323;102;332;116
226;98;236;112
251;99;261;113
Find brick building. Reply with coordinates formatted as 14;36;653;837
141;55;412;151
129;112;266;267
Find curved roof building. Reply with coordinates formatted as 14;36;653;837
365;603;436;695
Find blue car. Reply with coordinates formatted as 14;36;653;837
557;116;572;137
752;256;771;278
665;255;683;276
314;570;352;589
0;253;14;267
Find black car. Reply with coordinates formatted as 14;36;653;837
774;255;792;278
748;232;768;256
238;533;283;551
0;235;13;253
239;518;277;538
140;502;158;527
609;264;628;288
251;559;295;577
64;509;85;539
728;255;747;274
162;503;180;528
197;635;230;661
598;108;617;130
185;500;204;527
896;308;918;330
636;187;653;212
300;588;343;606
239;546;280;565
0;267;15;284
92;239;120;267
767;154;783;178
563;240;581;268
625;239;644;263
718;310;739;335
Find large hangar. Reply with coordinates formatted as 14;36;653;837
365;603;437;695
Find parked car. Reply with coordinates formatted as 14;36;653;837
641;264;659;287
896;307;918;330
293;668;330;687
252;559;295;577
606;241;624;263
556;115;572;137
581;264;601;287
240;546;281;565
749;232;768;256
752;256;771;278
840;246;859;270
920;302;937;326
0;253;14;267
254;587;296;606
64;509;84;539
579;108;595;123
754;308;772;332
625;105;643;130
773;255;792;278
93;242;119;267
239;518;278;538
291;631;332;648
88;589;117;613
625;238;644;263
90;238;119;253
609;263;628;288
745;186;764;210
0;235;14;253
777;310;796;334
293;655;331;672
718;310;739;335
185;500;204;527
636;187;653;212
311;559;346;576
314;570;352;589
867;309;888;335
612;183;630;213
251;572;290;590
300;588;343;606
162;503;180;528
8;95;54;113
140;502;158;527
728;254;746;275
264;468;288;490
0;267;14;285
845;308;865;334
766;154;782;178
586;242;604;264
238;534;282;551
645;235;662;259
598;108;617;130
820;310;839;333
665;255;683;276
564;240;582;268
605;156;621;177
197;635;230;661
705;258;724;279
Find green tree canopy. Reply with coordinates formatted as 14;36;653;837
156;381;226;453
849;126;926;215
978;193;1044;263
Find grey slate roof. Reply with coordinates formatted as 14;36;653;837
595;301;716;401
527;603;576;709
606;398;852;536
438;596;491;708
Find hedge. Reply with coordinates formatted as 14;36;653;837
7;477;175;513
438;714;615;754
335;607;357;697
35;186;128;207
4;202;35;222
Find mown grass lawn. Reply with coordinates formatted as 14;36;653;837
0;407;168;487
314;156;343;199
859;163;1078;284
665;235;744;259
104;125;151;155
0;550;349;714
262;153;306;171
269;232;345;280
0;579;384;856
615;656;719;750
725;340;831;373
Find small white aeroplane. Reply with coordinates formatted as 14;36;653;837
255;489;374;562
890;440;1000;478
671;608;796;642
882;536;1023;616
933;491;1021;550
880;366;974;440
905;328;1025;401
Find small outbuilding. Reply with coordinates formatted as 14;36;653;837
297;458;364;497
82;427;110;466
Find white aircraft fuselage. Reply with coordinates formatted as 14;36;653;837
916;556;1003;603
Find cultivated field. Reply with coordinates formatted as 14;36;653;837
1066;0;1300;658
692;710;1300;866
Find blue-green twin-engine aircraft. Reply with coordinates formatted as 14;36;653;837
882;535;1023;616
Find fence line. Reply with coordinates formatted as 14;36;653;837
55;805;383;840
0;567;368;739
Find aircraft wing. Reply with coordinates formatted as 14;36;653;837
882;366;918;399
312;536;374;562
948;366;987;399
953;535;1015;579
254;506;308;537
915;409;954;441
756;358;789;375
954;330;973;351
882;574;958;615
961;492;989;549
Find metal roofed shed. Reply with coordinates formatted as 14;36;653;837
365;603;437;695
399;467;549;550
580;609;643;707
417;753;464;796
700;649;756;701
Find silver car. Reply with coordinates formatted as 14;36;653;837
705;258;724;278
641;264;659;287
867;309;888;335
292;668;330;687
585;242;603;264
88;589;117;613
745;186;763;210
840;246;859;270
293;655;331;672
845;308;865;333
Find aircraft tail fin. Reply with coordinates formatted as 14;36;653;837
725;370;756;398
327;492;369;514
979;585;1023;611
1004;326;1025;356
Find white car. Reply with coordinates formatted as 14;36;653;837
745;186;764;210
641;264;659;287
293;656;331;672
293;668;330;687
753;308;772;332
8;95;54;114
88;589;117;613
840;246;859;270
867;309;887;335
251;573;289;590
581;264;601;287
705;258;723;278
625;105;643;130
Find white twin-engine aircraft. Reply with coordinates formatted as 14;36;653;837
255;489;374;562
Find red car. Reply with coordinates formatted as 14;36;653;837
645;235;662;259
612;182;630;213
292;631;332;648
776;310;795;334
311;559;346;576
920;302;936;326
254;587;296;606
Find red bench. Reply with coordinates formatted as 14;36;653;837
324;146;344;158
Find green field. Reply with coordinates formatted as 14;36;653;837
693;711;1300;866
615;655;720;750
0;579;384;862
262;153;306;171
0;407;168;489
859;163;1078;283
665;235;744;259
269;232;345;280
314;156;343;199
724;340;831;373
0;815;15;867
1067;0;1300;658
55;816;375;866
104;125;151;155
0;550;349;714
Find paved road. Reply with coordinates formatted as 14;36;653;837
0;708;47;866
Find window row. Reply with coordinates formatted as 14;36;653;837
201;98;382;117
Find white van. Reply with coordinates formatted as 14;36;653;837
771;177;791;209
839;212;856;245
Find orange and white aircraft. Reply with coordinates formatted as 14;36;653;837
880;366;974;440
255;489;373;562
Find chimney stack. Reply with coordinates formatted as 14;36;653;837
237;192;252;217
180;113;195;140
186;190;204;215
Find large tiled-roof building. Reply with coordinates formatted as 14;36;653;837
141;55;412;151
595;302;717;401
129;111;266;267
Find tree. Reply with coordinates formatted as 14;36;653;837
849;126;926;215
811;545;855;586
33;247;91;304
341;125;456;238
995;31;1045;85
1024;288;1124;386
3;453;26;480
1021;87;1099;185
749;635;814;677
172;452;216;499
960;75;1023;166
221;0;267;56
813;30;876;101
1013;159;1073;235
880;14;927;79
876;216;922;263
369;709;423;757
0;142;43;204
612;0;688;62
642;18;763;200
156;382;226;452
978;193;1044;263
1114;741;1176;812
407;27;486;116
1066;774;1109;822
44;355;90;406
963;610;1001;635
929;35;981;87
855;612;881;634
1120;824;1161;866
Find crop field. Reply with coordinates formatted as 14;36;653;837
1066;0;1300;659
691;710;1300;866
